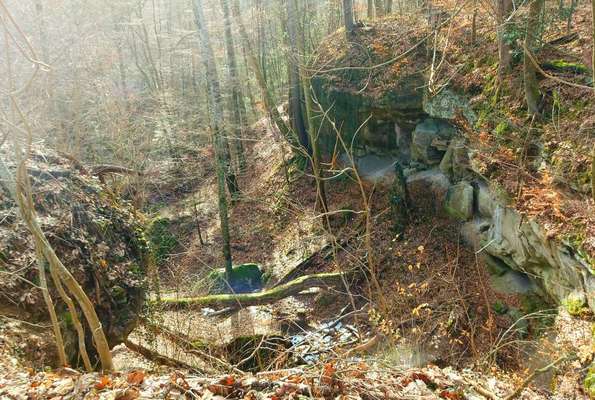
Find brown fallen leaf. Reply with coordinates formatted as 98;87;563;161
95;375;112;390
219;375;235;386
321;362;336;385
127;370;145;385
207;384;234;396
440;390;463;400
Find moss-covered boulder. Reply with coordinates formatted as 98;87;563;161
208;263;264;294
0;148;148;367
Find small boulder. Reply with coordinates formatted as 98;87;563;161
208;263;264;294
439;138;470;179
562;290;588;316
423;89;477;124
444;181;474;221
411;118;456;165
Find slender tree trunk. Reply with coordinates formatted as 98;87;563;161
240;44;259;118
35;250;68;368
220;0;247;173
290;0;330;225
48;264;93;371
231;0;297;149
256;2;267;85
497;0;513;77
524;0;544;116
343;0;355;32
327;0;341;33
192;0;233;278
385;0;393;14
368;0;375;18
375;0;386;17
471;0;478;43
112;14;129;101
286;1;311;154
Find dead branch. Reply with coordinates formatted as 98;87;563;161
91;164;143;181
523;42;595;91
342;333;384;358
545;32;578;46
141;319;244;375
124;339;205;373
503;355;567;400
462;378;500;400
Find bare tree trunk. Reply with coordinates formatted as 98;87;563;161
112;13;129;100
289;0;330;223
524;0;544;116
35;250;68;367
385;0;394;14
48;265;93;371
375;0;386;17
33;0;53;104
368;0;375;18
221;0;247;173
286;1;311;153
471;0;478;44
343;0;355;32
497;0;513;77
592;0;595;89
327;0;342;33
192;0;234;278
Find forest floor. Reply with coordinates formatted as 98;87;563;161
1;114;593;399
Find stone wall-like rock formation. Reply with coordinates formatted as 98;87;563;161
311;27;593;313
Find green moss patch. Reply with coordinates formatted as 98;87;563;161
148;217;179;265
585;363;595;398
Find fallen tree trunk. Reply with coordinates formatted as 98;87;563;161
159;271;355;310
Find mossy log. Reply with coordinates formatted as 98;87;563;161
541;60;589;75
159;271;354;310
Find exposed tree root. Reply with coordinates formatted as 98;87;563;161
158;271;355;310
124;339;205;374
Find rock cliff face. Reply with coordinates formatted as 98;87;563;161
0;148;149;366
311;34;594;313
